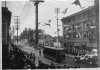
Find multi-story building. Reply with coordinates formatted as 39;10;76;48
2;6;12;68
61;6;97;50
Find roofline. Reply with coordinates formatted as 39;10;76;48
61;6;95;21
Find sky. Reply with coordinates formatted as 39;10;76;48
2;0;94;37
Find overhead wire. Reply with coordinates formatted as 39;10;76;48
25;1;35;20
20;1;30;19
23;2;33;20
21;1;30;20
20;1;29;16
19;0;74;25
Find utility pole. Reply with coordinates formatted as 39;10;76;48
31;0;44;45
14;16;20;45
35;2;39;45
55;8;60;47
12;26;15;42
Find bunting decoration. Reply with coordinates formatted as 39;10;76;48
43;23;51;27
72;0;82;9
62;8;68;14
45;23;50;26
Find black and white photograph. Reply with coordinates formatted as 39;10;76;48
1;0;100;69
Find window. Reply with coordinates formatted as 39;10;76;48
73;33;76;39
83;21;87;28
83;32;87;39
76;23;81;30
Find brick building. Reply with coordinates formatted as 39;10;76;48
61;6;97;50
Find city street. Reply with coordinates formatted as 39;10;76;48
16;41;97;68
2;0;99;69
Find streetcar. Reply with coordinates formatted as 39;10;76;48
43;46;65;62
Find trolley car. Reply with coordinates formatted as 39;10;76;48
43;46;65;62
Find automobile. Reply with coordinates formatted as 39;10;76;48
74;51;98;65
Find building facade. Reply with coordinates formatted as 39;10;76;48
61;6;97;50
2;7;12;69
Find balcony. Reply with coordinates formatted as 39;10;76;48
67;28;89;33
64;18;88;25
65;38;89;43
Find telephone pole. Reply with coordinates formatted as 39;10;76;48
14;16;20;44
12;26;15;42
31;0;44;45
55;8;60;47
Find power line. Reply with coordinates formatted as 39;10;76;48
24;1;35;20
28;2;35;17
20;1;29;17
21;2;30;20
23;2;34;20
21;1;35;23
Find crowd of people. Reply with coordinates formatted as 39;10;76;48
65;46;90;56
9;43;81;69
37;61;80;69
9;43;35;69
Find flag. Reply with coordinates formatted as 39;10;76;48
48;19;51;23
43;23;51;27
45;24;50;27
62;8;68;14
58;29;60;31
72;0;82;8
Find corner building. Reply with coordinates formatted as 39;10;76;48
61;6;97;50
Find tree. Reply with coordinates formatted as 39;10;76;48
20;28;28;39
20;28;44;44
